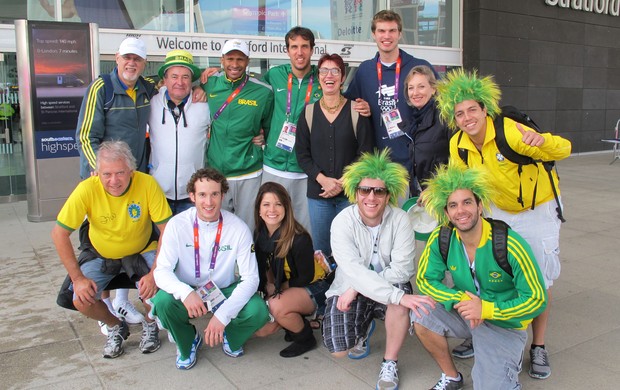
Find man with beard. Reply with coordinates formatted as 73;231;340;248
413;163;547;390
203;39;273;229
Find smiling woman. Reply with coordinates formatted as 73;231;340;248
295;53;374;257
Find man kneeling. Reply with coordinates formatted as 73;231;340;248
322;150;435;390
52;141;172;358
151;168;269;370
413;163;547;390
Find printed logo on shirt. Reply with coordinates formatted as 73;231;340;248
496;153;505;162
251;244;255;253
238;98;258;107
219;245;232;252
276;88;286;92
377;84;397;114
185;243;193;247
488;271;503;282
127;203;141;221
449;265;457;271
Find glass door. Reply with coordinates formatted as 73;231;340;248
0;52;26;202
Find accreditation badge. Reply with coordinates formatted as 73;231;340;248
275;121;297;152
382;109;405;139
195;279;226;313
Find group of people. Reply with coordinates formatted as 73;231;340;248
52;8;572;390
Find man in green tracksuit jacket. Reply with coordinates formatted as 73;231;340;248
412;163;547;390
204;39;273;229
261;27;323;231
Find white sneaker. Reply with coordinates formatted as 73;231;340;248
376;360;399;390
114;300;145;324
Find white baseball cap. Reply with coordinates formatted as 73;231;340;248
118;37;147;60
221;39;249;57
407;203;438;234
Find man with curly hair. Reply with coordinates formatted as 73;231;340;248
322;149;435;390
414;163;547;390
436;69;571;380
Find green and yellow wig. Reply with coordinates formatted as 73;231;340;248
436;68;501;131
342;149;409;207
423;162;494;226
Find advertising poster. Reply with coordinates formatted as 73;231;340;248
28;22;92;159
330;0;373;41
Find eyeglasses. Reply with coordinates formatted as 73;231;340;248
318;67;341;76
356;186;389;197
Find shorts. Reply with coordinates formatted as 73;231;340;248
412;303;527;389
73;250;156;300
322;282;412;353
490;199;561;288
304;278;330;314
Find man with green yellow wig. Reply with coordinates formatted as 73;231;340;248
322;149;436;390
413;163;547;390
436;68;570;379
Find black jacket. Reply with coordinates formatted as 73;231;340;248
402;99;451;194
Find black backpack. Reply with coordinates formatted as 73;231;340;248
438;217;513;278
456;105;565;222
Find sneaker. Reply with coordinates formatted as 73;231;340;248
376;360;399;390
222;332;244;358
139;320;161;353
98;321;108;336
529;346;551;379
430;373;464;390
348;319;376;359
176;332;202;370
114;300;145;324
102;320;130;359
451;339;474;359
153;315;175;343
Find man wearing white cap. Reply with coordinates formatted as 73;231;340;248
149;49;211;215
75;37;158;327
202;39;274;229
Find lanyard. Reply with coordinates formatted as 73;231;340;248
285;73;314;120
193;213;224;279
212;75;248;121
376;55;401;106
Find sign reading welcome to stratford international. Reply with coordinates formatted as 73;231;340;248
544;0;620;16
28;22;91;159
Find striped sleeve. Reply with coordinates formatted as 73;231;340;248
77;78;106;171
483;233;547;325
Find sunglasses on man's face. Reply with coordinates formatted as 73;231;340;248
356;186;389;197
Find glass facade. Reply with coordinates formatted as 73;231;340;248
0;0;461;202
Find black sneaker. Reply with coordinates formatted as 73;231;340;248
102;320;130;358
451;338;474;359
430;373;464;390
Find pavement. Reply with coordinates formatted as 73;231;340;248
1;152;619;389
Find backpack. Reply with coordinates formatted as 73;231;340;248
100;73;157;112
304;100;359;137
438;217;513;277
456;105;566;222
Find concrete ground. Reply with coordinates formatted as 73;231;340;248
1;152;619;389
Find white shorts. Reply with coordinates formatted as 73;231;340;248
489;199;561;288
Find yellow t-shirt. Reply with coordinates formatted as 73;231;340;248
56;172;172;259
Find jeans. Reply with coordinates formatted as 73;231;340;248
307;197;350;256
167;198;194;216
